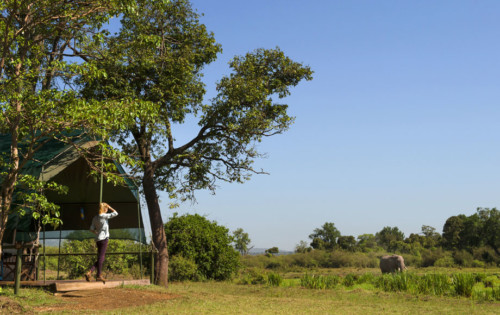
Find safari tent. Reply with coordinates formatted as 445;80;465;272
0;133;146;245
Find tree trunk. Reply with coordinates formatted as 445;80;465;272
0;119;21;258
142;165;169;287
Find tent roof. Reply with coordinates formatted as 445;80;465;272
0;133;137;195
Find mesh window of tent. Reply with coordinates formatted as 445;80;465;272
1;134;147;245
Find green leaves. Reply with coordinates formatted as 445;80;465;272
165;213;240;280
233;228;251;255
15;174;67;229
309;222;341;250
0;0;144;241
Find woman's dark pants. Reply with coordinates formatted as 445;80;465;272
90;238;109;277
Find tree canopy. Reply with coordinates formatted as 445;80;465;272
309;222;341;250
0;0;139;254
442;208;500;255
233;228;252;255
165;213;240;281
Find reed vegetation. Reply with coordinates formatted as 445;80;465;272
293;271;499;301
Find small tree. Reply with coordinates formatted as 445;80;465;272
295;240;311;253
309;222;340;250
357;234;377;252
265;247;279;256
233;228;252;255
165;213;240;281
420;225;441;248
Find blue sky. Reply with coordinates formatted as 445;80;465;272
143;1;500;251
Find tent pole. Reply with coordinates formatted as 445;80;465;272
43;223;46;284
99;156;103;204
137;199;143;279
40;164;47;284
14;246;22;295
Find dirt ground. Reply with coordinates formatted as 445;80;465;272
2;288;179;313
0;295;24;313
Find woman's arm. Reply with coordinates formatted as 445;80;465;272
102;203;118;218
103;202;117;213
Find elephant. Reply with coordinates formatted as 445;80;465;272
379;255;406;273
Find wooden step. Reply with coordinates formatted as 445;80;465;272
52;279;150;292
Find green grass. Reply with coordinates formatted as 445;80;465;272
0;286;61;312
98;282;500;314
2;268;499;314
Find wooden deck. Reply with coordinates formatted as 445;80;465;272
0;279;151;292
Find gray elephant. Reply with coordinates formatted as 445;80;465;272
379;255;406;273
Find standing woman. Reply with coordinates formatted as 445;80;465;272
85;202;118;283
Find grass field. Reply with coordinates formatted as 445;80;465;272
1;268;499;314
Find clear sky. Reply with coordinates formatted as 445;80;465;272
146;0;500;251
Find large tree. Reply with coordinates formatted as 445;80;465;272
442;209;500;255
0;0;135;256
442;215;465;249
476;208;500;255
80;0;313;286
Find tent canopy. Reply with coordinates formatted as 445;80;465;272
1;133;146;244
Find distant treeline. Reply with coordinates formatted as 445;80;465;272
284;207;499;268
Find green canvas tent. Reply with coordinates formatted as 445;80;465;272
0;134;146;244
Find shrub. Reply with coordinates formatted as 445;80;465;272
401;253;422;267
343;273;358;287
375;273;415;292
128;263;146;279
327;250;378;268
165;213;240;281
169;255;200;281
238;268;267;285
434;256;455;267
452;273;476;297
494;287;500;301
39;246;60;272
416;273;451;296
59;239;142;279
391;272;413;291
473;287;500;302
300;274;340;289
356;272;376;285
453;250;474;267
59;239;95;278
240;254;268;269
265;261;282;270
375;274;397;292
473;247;499;265
421;248;446;267
481;275;498;288
472;260;485;268
267;273;283;286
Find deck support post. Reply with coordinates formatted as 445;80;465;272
14;247;22;295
